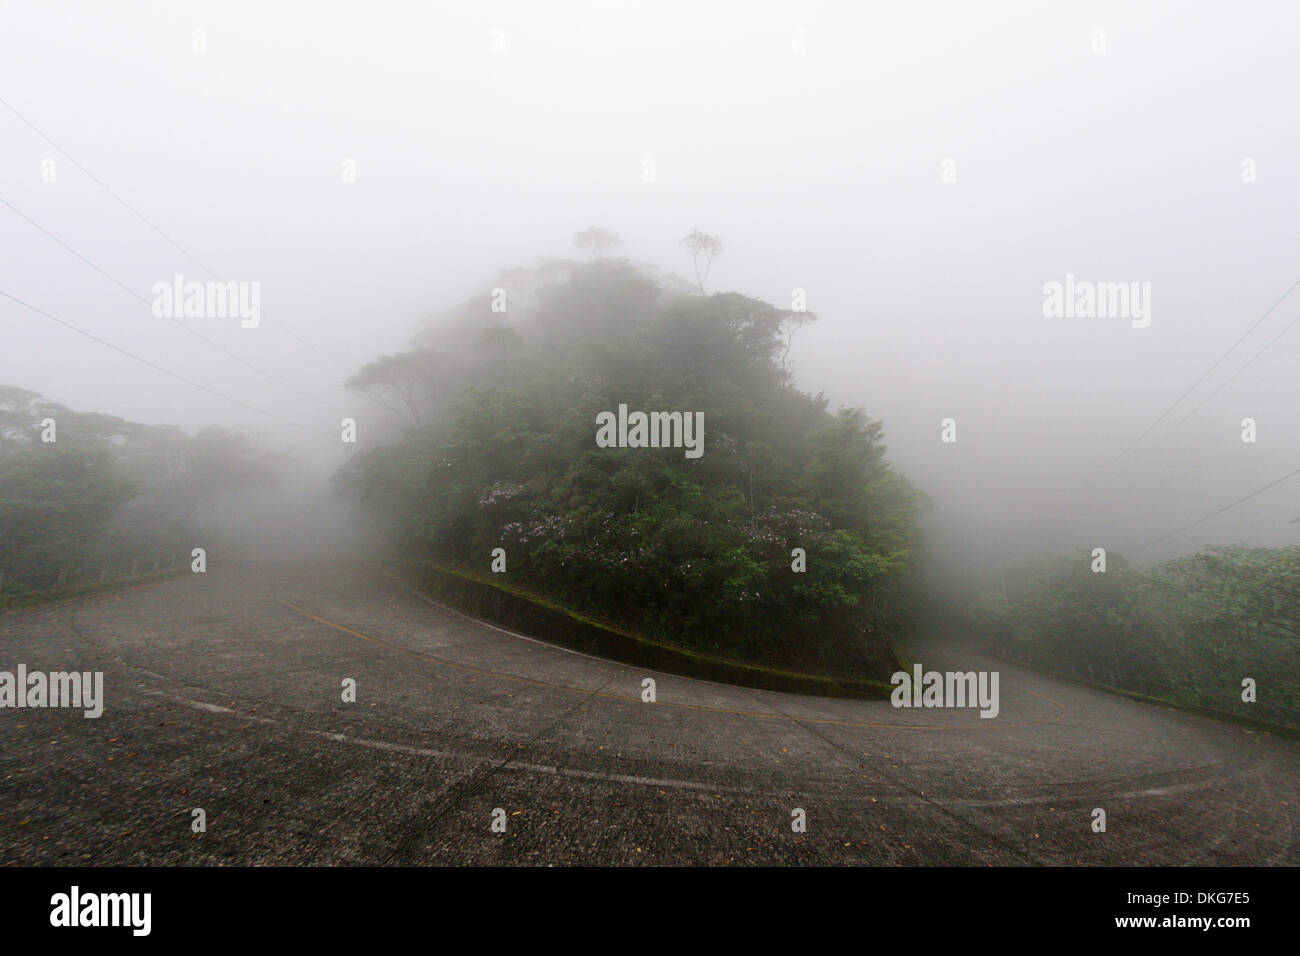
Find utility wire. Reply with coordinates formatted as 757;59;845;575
1122;306;1300;471
1;194;337;407
1127;465;1300;552
0;94;353;373
0;288;332;436
1072;277;1300;538
1102;275;1300;473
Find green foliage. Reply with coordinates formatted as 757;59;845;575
971;546;1300;719
0;447;134;590
0;388;280;593
339;258;925;675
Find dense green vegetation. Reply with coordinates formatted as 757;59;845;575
338;253;925;677
970;546;1300;726
0;385;279;594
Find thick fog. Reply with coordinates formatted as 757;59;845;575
3;0;1298;600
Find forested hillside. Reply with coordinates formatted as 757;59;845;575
337;251;925;677
971;546;1300;726
0;385;280;595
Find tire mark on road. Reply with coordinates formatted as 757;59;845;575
740;687;1047;865
378;666;630;864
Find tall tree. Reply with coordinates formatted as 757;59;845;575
682;229;723;293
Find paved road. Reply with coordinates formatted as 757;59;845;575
1;559;1295;865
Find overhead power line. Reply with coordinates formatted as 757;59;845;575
1102;275;1300;473
1127;464;1300;553
1120;305;1300;472
0;94;353;373
1;194;336;407
0;288;332;436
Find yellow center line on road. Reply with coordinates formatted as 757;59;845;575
277;598;1067;732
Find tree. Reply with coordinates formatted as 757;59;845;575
0;448;134;590
338;246;923;676
682;229;723;293
165;427;282;523
0;386;286;592
573;227;622;259
345;348;460;427
478;324;523;371
799;408;889;533
779;311;816;378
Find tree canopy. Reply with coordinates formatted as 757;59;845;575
0;387;282;592
338;254;924;676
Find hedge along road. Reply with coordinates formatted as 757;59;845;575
0;559;1295;865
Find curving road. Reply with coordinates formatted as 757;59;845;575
1;559;1296;865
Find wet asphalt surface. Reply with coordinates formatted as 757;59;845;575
1;559;1295;865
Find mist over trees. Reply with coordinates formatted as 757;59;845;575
0;385;282;594
337;247;925;675
970;546;1300;726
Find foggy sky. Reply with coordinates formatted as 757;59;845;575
3;0;1298;590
